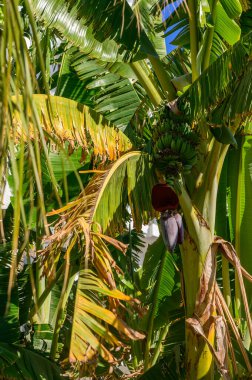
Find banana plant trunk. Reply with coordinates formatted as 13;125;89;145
181;231;216;379
178;143;228;379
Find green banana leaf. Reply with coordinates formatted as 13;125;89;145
56;49;142;130
155;0;240;59
231;136;252;305
218;136;252;310
0;342;62;380
215;2;241;45
17;266;33;327
178;31;252;122
220;0;242;19
211;61;252;126
140;236;182;330
139;320;186;380
31;0;157;62
136;0;167;58
0;243;20;344
240;2;252;36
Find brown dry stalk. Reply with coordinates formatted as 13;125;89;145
216;293;239;377
215;238;252;341
215;237;252;282
216;285;252;373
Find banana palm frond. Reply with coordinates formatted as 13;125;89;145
218;137;252;307
163;47;191;78
139;236;183;368
0;342;62;380
46;151;156;237
141;237;176;308
161;1;189;47
240;2;252;36
178;31;252;123
68;269;145;363
139;319;185;379
214;2;241;45
56;50;142;130
38;151;156;364
0;243;20;344
12;95;132;161
211;61;252;126
154;0;240;70
39;229;144;364
30;0;157;62
132;0;167;58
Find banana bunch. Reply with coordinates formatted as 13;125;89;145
152;107;199;179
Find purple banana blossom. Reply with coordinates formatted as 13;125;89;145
160;211;184;252
174;212;184;244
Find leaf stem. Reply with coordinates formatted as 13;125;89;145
130;61;162;106
30;263;65;319
188;0;199;81
194;141;229;234
143;250;167;371
50;238;77;360
148;55;177;101
234;137;244;320
201;0;218;72
151;323;170;367
23;0;51;96
222;256;232;312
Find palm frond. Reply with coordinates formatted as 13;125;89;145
132;0;167;58
154;0;240;72
215;3;241;46
57;50;142;130
39;151;156;364
30;0;157;62
221;137;252;307
47;151;156;237
139;325;185;380
0;243;20;344
211;61;252;126
140;235;182;333
68;269;144;363
240;0;252;35
178;31;252;123
0;342;62;380
12;95;132;160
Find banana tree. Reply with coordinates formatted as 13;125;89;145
2;0;252;379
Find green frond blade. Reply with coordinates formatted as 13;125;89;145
0;343;62;380
30;0;157;62
179;31;252;122
0;244;20;344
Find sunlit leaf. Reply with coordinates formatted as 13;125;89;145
12;95;132;161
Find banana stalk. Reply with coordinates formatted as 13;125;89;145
178;141;229;379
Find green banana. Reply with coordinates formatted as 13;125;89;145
164;133;172;147
154;139;163;152
153;106;200;180
175;138;183;152
180;141;189;155
171;139;177;151
161;134;169;147
182;143;194;157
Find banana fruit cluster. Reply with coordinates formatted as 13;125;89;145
152;106;199;179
